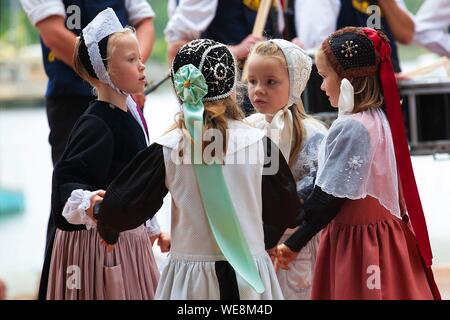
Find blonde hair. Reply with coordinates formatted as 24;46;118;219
351;76;384;112
249;40;313;167
316;48;384;113
168;96;244;163
73;27;136;88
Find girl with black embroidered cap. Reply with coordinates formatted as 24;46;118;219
277;27;441;299
94;39;300;299
44;8;164;299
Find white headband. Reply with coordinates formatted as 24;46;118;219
82;8;125;95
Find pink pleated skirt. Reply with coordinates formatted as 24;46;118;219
46;225;159;300
311;196;440;300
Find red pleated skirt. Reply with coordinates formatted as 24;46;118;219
311;196;441;300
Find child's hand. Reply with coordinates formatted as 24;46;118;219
86;190;105;221
149;234;159;246
157;232;171;253
276;243;298;270
267;247;277;263
100;238;115;253
267;247;279;272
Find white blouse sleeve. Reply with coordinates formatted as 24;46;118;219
20;0;66;25
124;0;155;26
164;0;218;42
62;189;98;230
145;216;161;237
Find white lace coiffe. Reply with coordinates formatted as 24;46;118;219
269;39;312;107
82;7;124;95
82;8;149;145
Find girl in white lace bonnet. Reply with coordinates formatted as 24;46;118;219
281;27;441;299
245;39;327;300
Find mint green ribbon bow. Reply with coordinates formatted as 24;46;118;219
173;64;265;294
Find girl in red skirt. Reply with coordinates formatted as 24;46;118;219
276;27;441;300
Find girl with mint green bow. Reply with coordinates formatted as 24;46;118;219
95;39;300;300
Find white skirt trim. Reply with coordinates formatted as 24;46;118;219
155;252;284;300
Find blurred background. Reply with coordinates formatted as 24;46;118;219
1;0;449;299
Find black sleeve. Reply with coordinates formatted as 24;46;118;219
96;143;168;244
262;137;301;249
52;115;114;230
283;186;346;252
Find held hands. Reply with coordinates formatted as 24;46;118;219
268;243;299;271
276;243;298;270
149;232;171;253
156;232;171;253
267;246;279;272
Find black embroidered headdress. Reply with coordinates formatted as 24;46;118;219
322;27;389;79
171;39;236;101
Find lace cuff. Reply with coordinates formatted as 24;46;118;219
62;189;98;230
145;216;161;237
